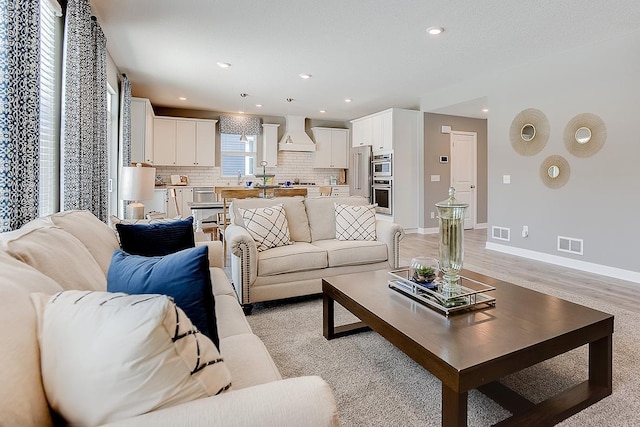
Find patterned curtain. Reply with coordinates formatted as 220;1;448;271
219;115;263;135
120;74;131;167
61;0;108;222
0;1;40;232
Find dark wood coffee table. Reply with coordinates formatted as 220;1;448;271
322;269;613;426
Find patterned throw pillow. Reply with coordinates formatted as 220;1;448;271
238;204;292;251
335;203;377;241
31;291;232;426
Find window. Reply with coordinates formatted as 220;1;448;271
220;133;256;177
38;0;62;216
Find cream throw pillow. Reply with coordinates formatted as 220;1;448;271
335;203;377;241
238;204;293;251
31;291;232;426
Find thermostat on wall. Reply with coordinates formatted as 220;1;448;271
439;155;449;164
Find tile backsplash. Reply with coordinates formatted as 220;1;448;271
155;151;347;187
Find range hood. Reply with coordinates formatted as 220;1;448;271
278;115;316;151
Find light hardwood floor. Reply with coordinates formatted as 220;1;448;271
400;229;640;313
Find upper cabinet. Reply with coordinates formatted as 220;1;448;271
311;127;349;169
262;123;280;167
130;97;155;164
350;109;393;151
153;117;217;166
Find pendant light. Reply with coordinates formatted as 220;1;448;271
285;98;294;144
239;93;249;143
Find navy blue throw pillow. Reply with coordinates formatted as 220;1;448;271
106;245;219;349
115;217;195;256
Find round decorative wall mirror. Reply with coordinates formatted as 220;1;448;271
510;108;549;156
521;124;536;142
574;126;592;144
540;155;570;189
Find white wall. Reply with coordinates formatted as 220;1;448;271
420;29;640;279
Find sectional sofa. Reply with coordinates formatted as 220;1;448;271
0;210;339;426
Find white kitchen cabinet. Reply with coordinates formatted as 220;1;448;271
305;187;321;198
262;123;279;167
351;118;372;147
130;97;155;164
331;186;350;197
372;111;393;151
312;127;349;168
153;117;217;166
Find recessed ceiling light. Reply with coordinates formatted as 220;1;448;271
178;97;187;101
320;110;326;113
216;62;231;68
344;98;352;103
255;104;263;108
299;73;312;79
426;26;444;35
482;108;489;113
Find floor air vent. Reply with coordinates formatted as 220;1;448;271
557;236;583;255
492;226;510;241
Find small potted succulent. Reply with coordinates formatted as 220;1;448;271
410;257;437;284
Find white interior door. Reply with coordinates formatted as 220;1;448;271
450;131;477;229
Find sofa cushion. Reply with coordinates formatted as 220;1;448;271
31;291;232;426
335;203;376;241
34;210;120;275
238;204;292;252
219;334;282;390
107;246;219;349
232;196;311;242
305;196;370;241
115;216;195;256
0;225;106;291
0;254;63;427
215;294;253;339
257;242;327;276
312;239;388;267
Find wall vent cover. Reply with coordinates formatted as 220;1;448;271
492;226;510;241
557;236;583;255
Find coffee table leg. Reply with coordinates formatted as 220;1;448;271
323;292;335;339
589;334;612;393
442;384;467;427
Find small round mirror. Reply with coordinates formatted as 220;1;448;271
575;126;592;144
521;124;536;142
548;165;560;179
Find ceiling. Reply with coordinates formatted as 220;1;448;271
90;0;640;121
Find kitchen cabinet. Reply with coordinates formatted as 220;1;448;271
351;118;372;147
262;123;279;167
311;127;349;168
331;186;350;197
130;97;155;164
153;117;217;166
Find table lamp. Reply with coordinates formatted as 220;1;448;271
120;163;156;219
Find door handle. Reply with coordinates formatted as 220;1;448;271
471;185;476;189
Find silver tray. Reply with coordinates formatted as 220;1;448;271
388;268;496;316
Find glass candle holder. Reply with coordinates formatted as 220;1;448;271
435;187;468;296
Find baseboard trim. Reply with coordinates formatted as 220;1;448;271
417;227;439;235
475;223;488;229
485;242;640;284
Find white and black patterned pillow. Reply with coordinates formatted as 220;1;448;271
238;204;292;251
335;203;377;241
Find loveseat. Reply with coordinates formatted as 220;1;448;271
0;210;339;426
225;196;404;313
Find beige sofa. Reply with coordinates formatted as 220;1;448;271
0;210;339;427
225;196;404;313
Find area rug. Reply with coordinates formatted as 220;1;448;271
245;271;639;426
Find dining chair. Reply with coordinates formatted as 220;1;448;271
218;189;261;265
319;186;333;196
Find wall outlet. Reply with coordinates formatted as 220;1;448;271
503;175;511;184
430;212;435;219
522;225;529;238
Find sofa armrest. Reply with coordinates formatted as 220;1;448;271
101;376;339;427
225;224;258;305
376;220;404;269
195;240;224;269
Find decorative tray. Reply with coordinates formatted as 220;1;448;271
388;268;496;316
